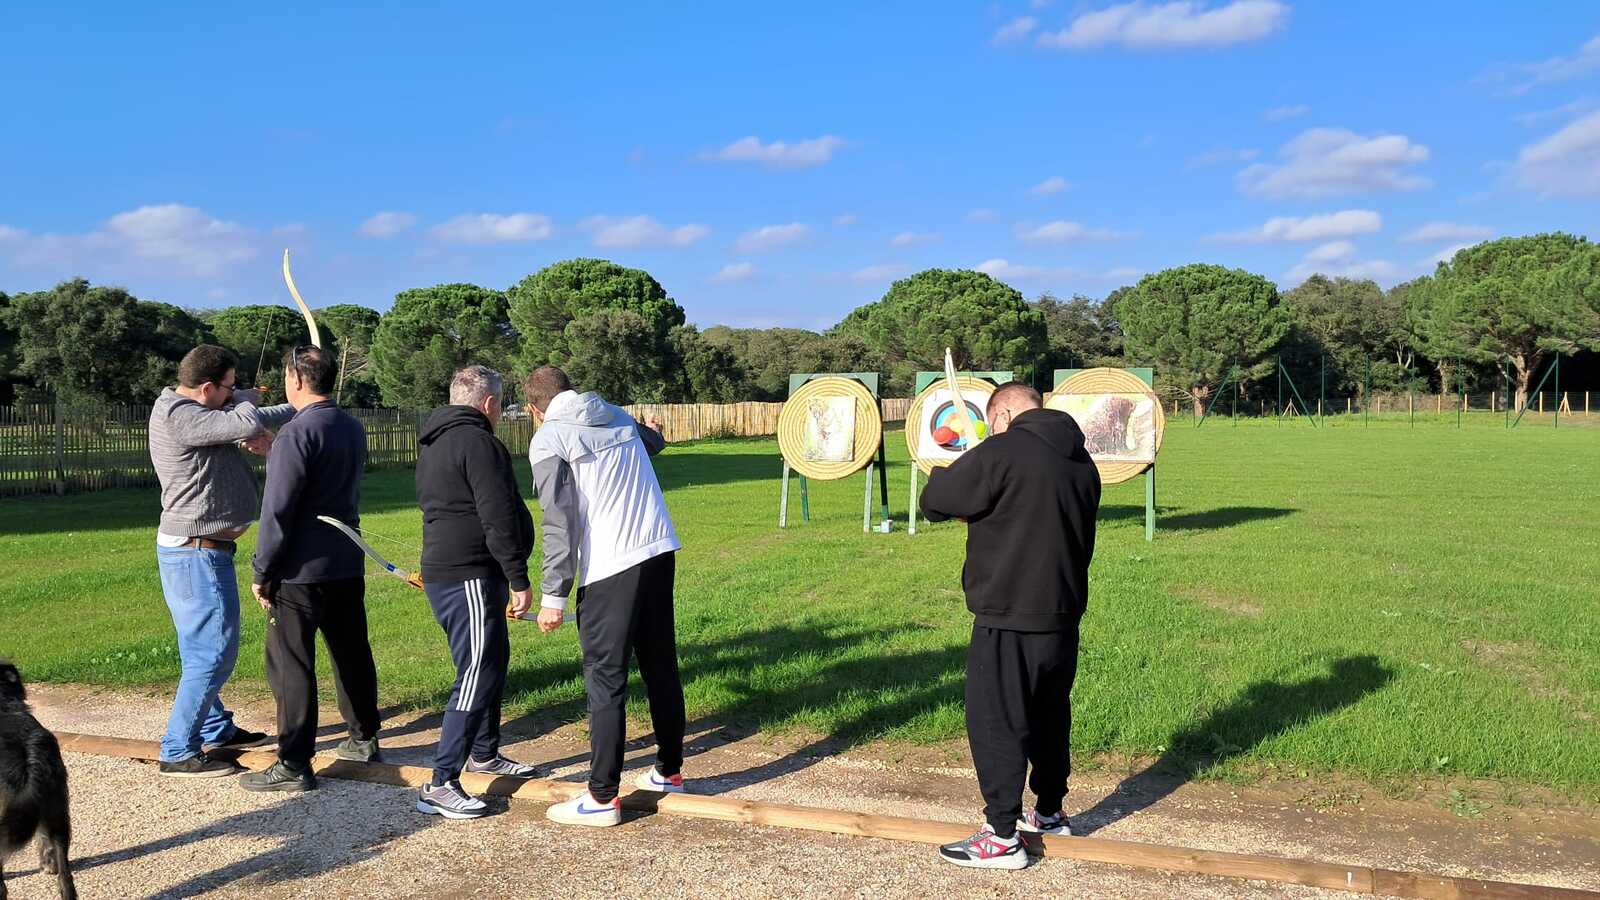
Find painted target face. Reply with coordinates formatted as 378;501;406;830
928;399;987;449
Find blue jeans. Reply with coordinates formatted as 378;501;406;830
156;543;242;761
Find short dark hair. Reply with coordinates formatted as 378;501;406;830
523;365;571;411
281;345;337;396
987;381;1043;417
177;345;238;389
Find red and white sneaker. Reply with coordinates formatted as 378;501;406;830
938;823;1029;869
1017;808;1072;835
633;766;685;793
545;790;621;827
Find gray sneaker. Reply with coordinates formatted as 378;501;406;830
464;754;542;778
334;736;381;763
417;780;490;819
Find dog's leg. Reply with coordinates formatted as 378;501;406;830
40;816;76;900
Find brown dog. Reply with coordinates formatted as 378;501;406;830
0;661;75;899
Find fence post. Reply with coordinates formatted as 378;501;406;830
53;393;67;493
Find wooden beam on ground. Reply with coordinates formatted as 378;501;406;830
53;732;1595;899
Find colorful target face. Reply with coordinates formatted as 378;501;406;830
927;398;987;450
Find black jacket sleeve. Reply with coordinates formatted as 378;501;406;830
637;421;665;456
463;433;533;591
919;445;1000;523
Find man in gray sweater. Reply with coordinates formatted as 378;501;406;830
149;345;295;777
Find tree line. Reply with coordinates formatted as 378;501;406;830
2;234;1596;410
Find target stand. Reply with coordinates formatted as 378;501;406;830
905;370;1011;534
777;373;890;532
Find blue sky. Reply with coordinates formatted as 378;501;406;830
2;2;1597;330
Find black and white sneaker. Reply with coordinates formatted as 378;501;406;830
239;760;316;792
938;824;1029;870
334;737;381;763
417;780;490;819
1017;808;1072;836
464;754;542;778
205;726;272;751
159;752;244;779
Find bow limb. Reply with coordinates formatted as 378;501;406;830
282;249;323;349
316;515;423;589
944;346;983;450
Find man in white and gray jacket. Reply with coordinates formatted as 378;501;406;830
522;365;686;827
148;344;295;777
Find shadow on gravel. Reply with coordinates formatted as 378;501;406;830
8;778;448;897
1072;654;1394;835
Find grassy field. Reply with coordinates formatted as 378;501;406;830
1;415;1596;795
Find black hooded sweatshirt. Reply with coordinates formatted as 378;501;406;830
919;408;1102;631
416;405;535;591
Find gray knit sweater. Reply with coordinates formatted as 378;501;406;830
148;387;297;536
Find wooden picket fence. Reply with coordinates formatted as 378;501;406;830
0;399;914;499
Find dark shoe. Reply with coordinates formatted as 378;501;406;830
240;760;316;792
159;752;244;778
205;726;272;751
335;736;381;763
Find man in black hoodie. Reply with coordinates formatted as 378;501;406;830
412;365;542;819
920;382;1101;870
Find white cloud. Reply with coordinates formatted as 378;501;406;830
700;135;847;169
358;211;417;238
1514;110;1600;197
975;259;1139;282
1484;34;1600;97
1214;209;1382;243
890;231;940;247
848;264;907;283
1038;0;1289;51
1264;103;1310;122
1239;128;1430;198
0;204;275;278
99;205;259;276
1016;220;1127;242
1513;98;1597;128
1304;240;1356;262
1186;146;1259;168
1419;243;1475;268
1030;175;1070;195
710;262;757;283
1285;244;1398;283
578;215;710;249
834;213;858;226
967;208;997;222
993;16;1038;44
1400;222;1493;243
431;212;553;243
735;222;810;253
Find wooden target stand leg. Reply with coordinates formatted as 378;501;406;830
908;465;919;535
1145;464;1156;542
778;463;811;528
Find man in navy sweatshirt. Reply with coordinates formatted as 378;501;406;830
412;365;542;819
920;382;1101;870
243;345;382;792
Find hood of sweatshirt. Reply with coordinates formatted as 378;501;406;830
1007;407;1088;459
528;390;637;465
419;404;492;446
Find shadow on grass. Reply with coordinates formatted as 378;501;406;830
1099;505;1295;531
1071;654;1394;835
654;450;783;490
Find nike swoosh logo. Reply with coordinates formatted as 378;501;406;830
576;803;615;815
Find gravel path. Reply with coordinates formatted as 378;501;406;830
3;686;1595;899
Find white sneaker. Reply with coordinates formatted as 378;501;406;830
1017;808;1071;835
633;766;685;793
546;790;621;827
938;823;1029;870
416;780;490;820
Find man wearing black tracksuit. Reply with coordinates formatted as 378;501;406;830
920;382;1101;870
412;366;541;819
